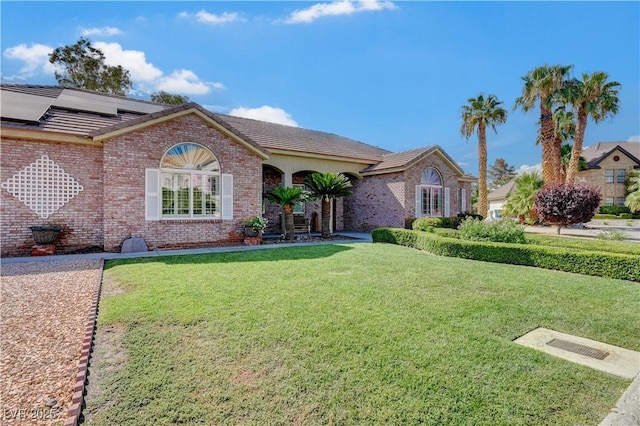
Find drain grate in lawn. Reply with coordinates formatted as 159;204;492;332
514;328;640;379
546;338;609;360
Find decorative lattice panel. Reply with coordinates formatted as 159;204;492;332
1;155;84;219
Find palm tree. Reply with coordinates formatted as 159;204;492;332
266;186;310;240
560;144;587;183
502;171;544;224
625;171;640;213
304;172;352;238
564;72;620;183
460;94;508;218
514;64;573;185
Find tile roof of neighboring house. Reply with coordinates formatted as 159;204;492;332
581;141;640;169
212;113;390;162
487;178;516;201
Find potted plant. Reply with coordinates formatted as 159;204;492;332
244;216;268;237
29;225;63;245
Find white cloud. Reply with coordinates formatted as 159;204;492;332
3;43;58;76
285;0;396;24
179;10;244;24
94;41;162;82
79;26;123;37
627;135;640;142
517;163;542;175
157;70;213;95
4;40;223;97
229;106;298;127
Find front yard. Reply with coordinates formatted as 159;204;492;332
84;243;640;425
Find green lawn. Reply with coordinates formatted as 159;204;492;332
87;243;640;425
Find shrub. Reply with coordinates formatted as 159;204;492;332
599;205;631;215
619;213;633;219
404;217;416;230
412;217;443;230
458;218;526;244
535;184;601;234
372;228;640;282
593;214;618;220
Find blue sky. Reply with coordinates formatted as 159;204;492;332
2;1;639;176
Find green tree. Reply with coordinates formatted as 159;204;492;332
48;37;132;96
515;65;573;185
151;91;190;105
625;171;640;213
460;94;508;218
564;72;620;183
502;171;543;224
304;173;353;238
266;186;310;240
560;144;587;183
488;158;517;190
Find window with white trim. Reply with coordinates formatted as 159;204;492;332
160;143;220;218
416;168;444;217
605;169;614;183
617;169;626;184
617;197;626;206
604;197;614;206
145;143;226;220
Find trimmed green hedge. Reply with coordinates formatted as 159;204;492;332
372;228;640;282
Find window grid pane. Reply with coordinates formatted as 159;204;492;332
617;197;626;206
605;197;614;206
617;169;626;183
605;169;614;183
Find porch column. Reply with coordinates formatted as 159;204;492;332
283;172;293;187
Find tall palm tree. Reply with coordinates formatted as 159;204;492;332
514;64;573;185
564;72;620;183
304;172;352;238
502;171;544;224
560;144;587;183
266;186;310;240
460;94;507;218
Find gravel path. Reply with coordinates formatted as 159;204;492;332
0;260;102;426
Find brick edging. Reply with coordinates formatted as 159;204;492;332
63;259;104;426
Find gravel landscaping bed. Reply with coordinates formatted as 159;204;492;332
0;260;102;426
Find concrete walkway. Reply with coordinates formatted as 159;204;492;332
0;232;372;264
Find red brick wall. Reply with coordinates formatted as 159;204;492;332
345;172;406;230
102;114;263;251
1;139;103;256
345;153;472;230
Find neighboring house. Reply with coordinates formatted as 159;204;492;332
577;141;640;207
0;84;475;256
487;178;516;213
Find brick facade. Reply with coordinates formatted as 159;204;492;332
1;109;472;256
1;113;263;256
102;114;263;252
1;139;103;257
345;152;473;230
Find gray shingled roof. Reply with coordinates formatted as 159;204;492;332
487;178;516;201
212;113;390;162
581;141;640;168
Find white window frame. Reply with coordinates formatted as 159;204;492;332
160;169;220;219
604;197;614;206
616;197;626;207
617;169;626;184
605;169;614;183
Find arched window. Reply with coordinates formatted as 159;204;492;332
159;143;220;218
417;168;443;217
